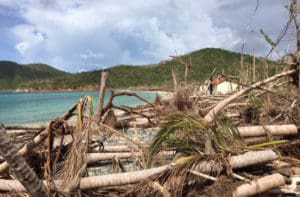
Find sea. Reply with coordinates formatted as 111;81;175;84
0;91;168;126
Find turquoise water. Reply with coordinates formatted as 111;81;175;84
0;91;159;126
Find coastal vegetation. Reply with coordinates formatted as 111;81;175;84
0;48;276;91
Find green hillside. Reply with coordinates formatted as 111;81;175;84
1;48;278;91
0;61;70;90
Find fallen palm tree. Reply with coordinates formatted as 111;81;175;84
237;124;298;137
87;151;174;164
0;149;278;192
0;124;48;196
233;173;285;197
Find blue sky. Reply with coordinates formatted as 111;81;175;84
0;0;295;73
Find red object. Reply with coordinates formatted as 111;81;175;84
211;77;226;85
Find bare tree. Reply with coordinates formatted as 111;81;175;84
96;71;108;121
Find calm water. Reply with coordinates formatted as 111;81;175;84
0;91;160;126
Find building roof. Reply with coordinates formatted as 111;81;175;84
211;77;226;85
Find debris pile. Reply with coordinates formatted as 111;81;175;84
0;68;299;196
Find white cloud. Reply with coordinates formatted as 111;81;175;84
15;41;28;54
1;0;293;71
80;50;104;60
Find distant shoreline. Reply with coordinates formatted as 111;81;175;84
0;87;172;94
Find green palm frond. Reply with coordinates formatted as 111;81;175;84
211;119;245;151
148;113;207;165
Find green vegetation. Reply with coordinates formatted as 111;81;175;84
0;48;278;91
0;61;69;90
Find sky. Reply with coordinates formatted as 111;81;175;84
0;0;297;73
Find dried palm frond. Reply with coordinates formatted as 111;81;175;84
53;96;94;194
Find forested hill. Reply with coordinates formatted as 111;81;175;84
0;48;276;91
0;61;70;90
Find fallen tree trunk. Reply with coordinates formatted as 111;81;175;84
116;113;156;122
116;118;151;128
6;129;41;135
229;149;277;169
91;145;150;152
0;165;170;192
5;126;46;130
0;128;48;174
0;150;277;191
0;124;48;196
191;150;278;173
237;124;298;137
87;151;174;164
233;173;285;197
225;113;240;118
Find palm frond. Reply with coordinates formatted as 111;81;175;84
212;119;245;150
148;113;207;166
247;140;289;149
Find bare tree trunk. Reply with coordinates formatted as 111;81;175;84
233;173;285;197
253;48;256;82
290;0;300;89
97;71;108;121
295;0;300;90
0;124;48;196
172;69;178;92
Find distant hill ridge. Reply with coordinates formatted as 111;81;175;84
0;61;70;90
0;48;276;91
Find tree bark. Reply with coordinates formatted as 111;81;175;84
233;173;285;197
0;124;48;196
0;128;48;174
191;150;277;173
292;0;300;89
237;124;298;137
96;71;108;121
172;69;178;93
253;48;256;82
